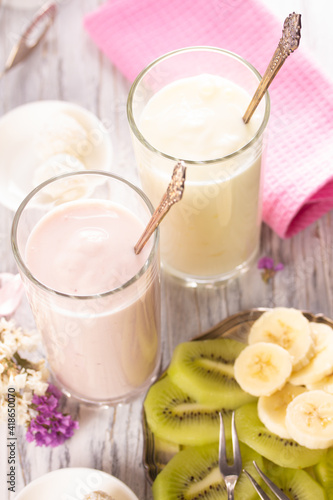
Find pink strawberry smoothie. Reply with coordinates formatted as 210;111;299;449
25;199;161;403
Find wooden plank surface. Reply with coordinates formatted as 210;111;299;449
0;1;332;499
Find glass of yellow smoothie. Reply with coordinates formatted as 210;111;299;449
127;47;270;285
11;171;161;405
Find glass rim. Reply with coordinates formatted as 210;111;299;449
11;170;160;301
127;45;271;165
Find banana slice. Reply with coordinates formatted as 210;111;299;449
248;307;314;371
285;390;333;449
289;323;333;386
234;342;292;397
258;382;307;439
307;372;333;393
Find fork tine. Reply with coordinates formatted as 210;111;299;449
231;412;242;472
219;411;242;475
218;412;228;471
253;461;290;500
219;411;242;499
243;469;271;500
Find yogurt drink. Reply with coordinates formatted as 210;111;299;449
12;172;161;404
127;47;270;284
139;74;261;162
25;200;151;295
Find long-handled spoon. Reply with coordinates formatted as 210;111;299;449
243;12;301;124
134;161;186;255
0;2;57;80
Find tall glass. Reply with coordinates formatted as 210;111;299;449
127;47;270;285
11;171;161;405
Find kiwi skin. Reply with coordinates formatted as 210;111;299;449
262;459;326;500
152;441;265;500
167;338;256;409
144;374;232;446
235;403;327;469
314;447;333;498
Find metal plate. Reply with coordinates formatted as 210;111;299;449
142;308;333;484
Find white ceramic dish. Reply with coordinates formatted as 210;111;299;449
0;100;113;211
15;467;139;500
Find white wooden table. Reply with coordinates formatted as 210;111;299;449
0;1;332;499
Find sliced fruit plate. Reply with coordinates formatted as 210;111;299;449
142;307;333;499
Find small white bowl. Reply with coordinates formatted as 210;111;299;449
15;467;139;500
0;100;113;211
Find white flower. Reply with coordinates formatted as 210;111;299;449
0;331;17;360
0;317;13;334
0;318;18;337
17;331;42;352
16;396;30;426
31;359;49;381
0;318;42;358
25;369;48;396
0;318;52;428
11;372;27;391
0;319;20;358
0;375;9;396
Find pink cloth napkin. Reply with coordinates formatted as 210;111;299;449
84;0;333;239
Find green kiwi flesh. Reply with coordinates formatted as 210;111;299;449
144;375;232;446
152;441;265;500
153;435;180;473
261;460;326;499
314;447;333;498
235;403;326;469
167;339;256;409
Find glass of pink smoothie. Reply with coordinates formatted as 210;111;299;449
11;171;161;405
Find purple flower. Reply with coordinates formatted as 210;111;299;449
31;393;59;415
257;256;284;283
26;384;79;447
46;383;62;400
257;257;274;270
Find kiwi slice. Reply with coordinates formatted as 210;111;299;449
153;435;180;473
152;441;265;500
260;460;326;499
167;338;256;409
314;447;333;498
235;403;326;469
144;375;231;446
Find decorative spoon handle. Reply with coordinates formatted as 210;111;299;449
0;2;57;79
134;161;186;255
243;12;301;124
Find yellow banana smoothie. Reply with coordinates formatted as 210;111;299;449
130;67;268;283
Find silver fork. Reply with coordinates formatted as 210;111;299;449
218;411;242;500
243;460;290;500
